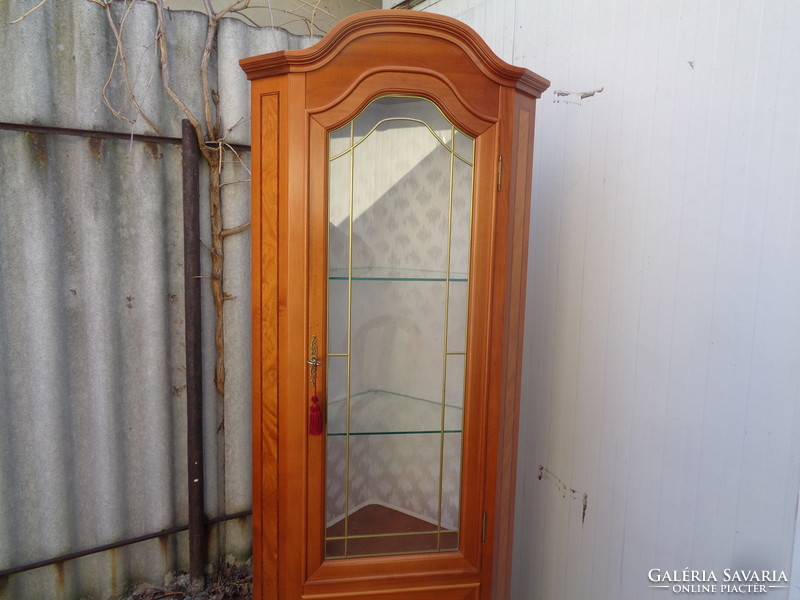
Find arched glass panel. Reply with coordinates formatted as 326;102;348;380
325;96;474;559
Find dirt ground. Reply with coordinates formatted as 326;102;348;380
123;563;252;600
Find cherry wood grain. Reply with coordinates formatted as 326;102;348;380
251;88;281;600
243;10;548;600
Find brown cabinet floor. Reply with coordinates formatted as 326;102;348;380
325;504;459;558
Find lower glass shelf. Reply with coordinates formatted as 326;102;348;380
328;266;468;281
326;390;463;436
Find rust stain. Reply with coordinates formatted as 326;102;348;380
88;136;104;160
158;533;171;559
54;561;65;591
26;132;48;165
110;547;118;593
145;141;161;159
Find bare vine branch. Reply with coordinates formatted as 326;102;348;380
213;0;251;22
222;221;251;237
101;0;165;136
154;0;208;156
199;0;219;139
219;179;250;189
220;142;251;175
6;0;51;24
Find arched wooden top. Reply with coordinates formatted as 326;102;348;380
239;10;550;100
308;70;496;137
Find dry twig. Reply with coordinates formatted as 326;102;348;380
6;0;51;23
101;0;165;135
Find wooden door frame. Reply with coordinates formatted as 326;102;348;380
244;11;549;600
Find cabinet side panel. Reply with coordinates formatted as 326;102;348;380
491;96;536;600
255;91;280;600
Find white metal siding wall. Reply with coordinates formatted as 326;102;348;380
0;2;315;598
416;1;800;599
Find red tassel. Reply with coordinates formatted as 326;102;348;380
309;395;323;435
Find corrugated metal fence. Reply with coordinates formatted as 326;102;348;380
0;2;313;598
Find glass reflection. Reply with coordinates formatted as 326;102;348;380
326;96;473;558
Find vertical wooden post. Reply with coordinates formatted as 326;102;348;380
182;118;206;587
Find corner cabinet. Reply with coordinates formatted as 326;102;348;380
240;10;549;600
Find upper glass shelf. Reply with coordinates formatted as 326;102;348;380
329;267;468;282
327;390;463;436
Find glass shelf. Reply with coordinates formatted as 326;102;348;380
327;390;463;436
329;267;467;282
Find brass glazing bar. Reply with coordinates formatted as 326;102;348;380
343;119;355;557
333;548;456;560
330;115;473;166
327;430;462;437
326;97;476;559
326;528;459;541
436;123;457;550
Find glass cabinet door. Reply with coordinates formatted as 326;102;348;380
325;96;475;559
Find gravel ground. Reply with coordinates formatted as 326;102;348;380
122;563;252;600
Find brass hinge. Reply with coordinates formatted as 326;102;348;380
481;512;487;544
497;155;503;192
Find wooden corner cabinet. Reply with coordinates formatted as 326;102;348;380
241;10;549;600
